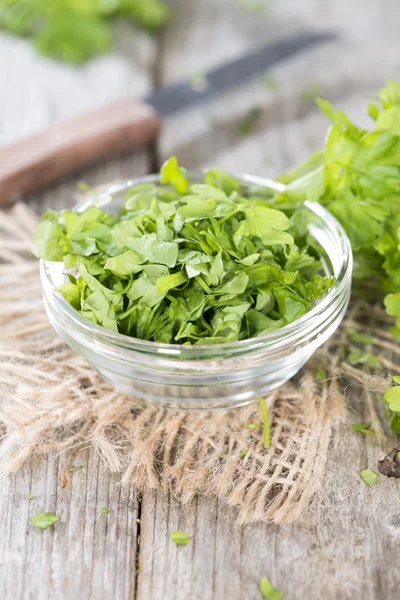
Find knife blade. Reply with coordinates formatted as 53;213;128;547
148;31;336;116
0;30;336;206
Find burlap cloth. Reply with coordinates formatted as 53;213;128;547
0;204;398;524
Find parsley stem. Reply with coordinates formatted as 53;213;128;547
259;397;270;448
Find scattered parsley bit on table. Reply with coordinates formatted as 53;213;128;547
101;507;110;514
246;422;260;431
359;468;378;485
27;494;35;500
30;512;58;530
315;367;326;381
351;422;375;436
383;376;400;434
259;575;284;600
259;397;270;448
346;351;381;371
347;328;374;345
68;465;84;472
33;157;335;346
169;531;191;545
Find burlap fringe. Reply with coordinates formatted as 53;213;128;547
0;204;397;524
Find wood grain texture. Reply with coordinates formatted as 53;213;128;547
0;20;153;600
0;451;139;600
1;0;400;598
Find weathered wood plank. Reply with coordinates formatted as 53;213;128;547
137;423;400;600
0;451;139;600
0;22;155;600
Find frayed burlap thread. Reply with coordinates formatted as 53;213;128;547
0;204;398;524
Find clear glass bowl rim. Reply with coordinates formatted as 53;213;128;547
40;171;353;359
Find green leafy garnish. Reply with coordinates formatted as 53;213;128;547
383;377;400;433
246;422;260;431
259;575;284;600
346;351;381;371
33;158;334;345
384;380;400;412
170;531;191;545
351;422;375;436
359;468;378;485
101;507;110;514
273;80;400;335
0;0;169;63
237;107;262;136
347;328;374;345
68;465;84;472
315;367;326;381
27;494;35;500
30;512;58;530
259;397;270;448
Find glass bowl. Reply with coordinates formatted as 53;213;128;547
40;172;352;410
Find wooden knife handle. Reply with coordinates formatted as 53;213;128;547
0;98;161;206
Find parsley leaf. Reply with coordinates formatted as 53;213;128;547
351;422;375;436
170;531;191;545
347;328;374;345
259;576;284;600
30;512;58;530
360;468;378;485
259;397;270;448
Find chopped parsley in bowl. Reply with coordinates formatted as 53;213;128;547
35;158;352;409
34;157;336;345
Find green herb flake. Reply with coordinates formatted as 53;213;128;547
240;449;248;458
260;73;280;90
347;351;381;371
30;512;58;530
101;508;110;514
351;422;375;436
236;0;268;13
246;422;260;431
316;367;326;381
68;465;84;472
27;494;35;500
259;397;270;448
189;71;208;92
360;468;378;485
301;81;323;101
33;156;335;346
259;575;284;600
384;384;400;412
347;327;374;345
170;531;191;545
237;107;262;136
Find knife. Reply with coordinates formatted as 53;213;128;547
0;30;335;206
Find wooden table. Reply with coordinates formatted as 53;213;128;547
1;1;400;598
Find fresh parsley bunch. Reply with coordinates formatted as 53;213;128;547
272;81;400;338
0;0;169;63
33;157;334;345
